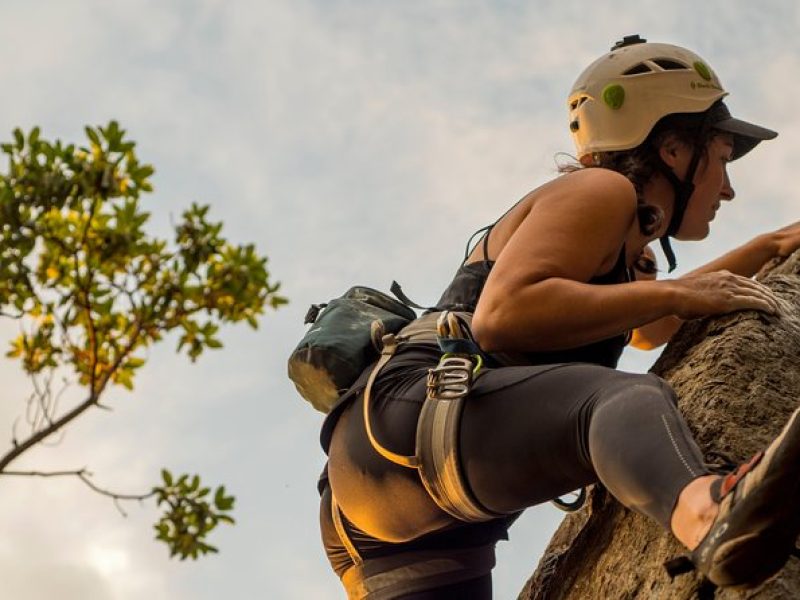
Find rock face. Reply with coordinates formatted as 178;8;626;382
519;252;800;600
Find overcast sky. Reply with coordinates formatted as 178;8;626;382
0;2;798;599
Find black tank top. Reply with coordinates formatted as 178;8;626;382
320;223;635;453
431;224;633;369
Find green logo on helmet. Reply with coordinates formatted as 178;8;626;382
602;84;625;110
693;61;712;81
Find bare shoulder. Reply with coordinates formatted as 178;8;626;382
550;168;637;212
485;168;638;285
528;168;638;231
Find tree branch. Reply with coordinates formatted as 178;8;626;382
0;392;97;472
1;302;143;474
82;290;99;396
110;279;139;313
1;468;156;516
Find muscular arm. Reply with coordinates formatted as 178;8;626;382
472;170;678;352
472;170;781;354
478;276;680;352
687;233;787;278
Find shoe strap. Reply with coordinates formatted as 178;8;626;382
710;451;764;503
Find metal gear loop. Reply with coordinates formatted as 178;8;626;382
426;355;474;401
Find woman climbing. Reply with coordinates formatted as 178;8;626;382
318;35;800;598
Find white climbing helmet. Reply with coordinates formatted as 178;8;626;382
568;35;774;162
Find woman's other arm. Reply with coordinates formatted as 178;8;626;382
631;222;800;350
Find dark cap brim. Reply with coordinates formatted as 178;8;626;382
709;102;778;160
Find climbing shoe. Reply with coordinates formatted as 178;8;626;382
668;407;800;589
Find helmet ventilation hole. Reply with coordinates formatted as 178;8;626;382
652;58;689;71
570;96;589;111
623;59;689;76
623;63;652;76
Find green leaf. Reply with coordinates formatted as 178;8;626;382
217;496;235;511
214;486;226;508
127;356;146;369
152;473;236;560
161;469;173;486
85;126;101;146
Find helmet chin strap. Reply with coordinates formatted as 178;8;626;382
657;163;695;273
656;118;713;272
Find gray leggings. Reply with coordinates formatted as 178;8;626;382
323;349;708;589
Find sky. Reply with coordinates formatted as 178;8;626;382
0;1;798;599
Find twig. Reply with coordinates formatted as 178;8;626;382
109;278;139;313
0;393;98;472
31;371;54;432
1;468;156;516
0;310;24;319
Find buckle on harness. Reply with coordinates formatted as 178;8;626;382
427;355;475;401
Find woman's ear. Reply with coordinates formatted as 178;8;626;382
658;134;687;169
637;203;665;237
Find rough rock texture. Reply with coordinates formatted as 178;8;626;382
519;251;800;600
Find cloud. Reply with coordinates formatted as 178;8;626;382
2;561;113;600
0;472;171;599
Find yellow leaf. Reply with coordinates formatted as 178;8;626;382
6;337;23;358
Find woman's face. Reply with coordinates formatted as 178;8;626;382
674;133;736;241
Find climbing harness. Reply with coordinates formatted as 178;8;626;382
415;312;503;522
361;309;587;520
361;310;506;521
